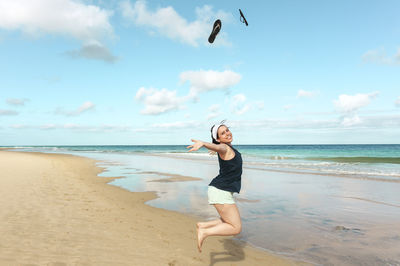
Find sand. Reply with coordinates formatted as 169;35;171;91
0;151;307;266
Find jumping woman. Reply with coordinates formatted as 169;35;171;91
187;122;243;252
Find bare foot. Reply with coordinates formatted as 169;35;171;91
197;227;206;252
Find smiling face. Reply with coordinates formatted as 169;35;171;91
217;125;233;144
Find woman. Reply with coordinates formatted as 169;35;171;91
187;123;243;252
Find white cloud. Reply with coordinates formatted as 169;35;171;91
235;105;250;115
333;92;379;127
120;0;231;46
341;115;362;127
362;47;400;65
283;104;293;110
44;123;132;132
66;41;118;63
55;101;95;116
43;123;124;132
151;120;199;129
339;114;400;128
74;101;96;115
8;123;139;133
63;123;94;130
6;98;29;106
135;87;184;115
396;49;400;63
333;92;379;113
255;101;264;110
228;118;339;130
366;114;400;127
297;89;317;98
232;94;246;103
40;124;57;130
135;69;242;115
229;115;400;130
0;0;115;61
207;104;221;120
100;125;131;132
231;94;250;115
0;109;18;115
395;96;400;107
180;70;241;99
10;124;30;129
0;0;113;41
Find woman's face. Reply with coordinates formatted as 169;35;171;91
217;125;233;144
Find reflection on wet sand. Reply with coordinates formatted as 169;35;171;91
334;195;400;208
140;171;203;182
235;198;260;203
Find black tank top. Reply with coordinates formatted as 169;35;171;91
209;146;242;193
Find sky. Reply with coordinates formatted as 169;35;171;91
1;0;400;145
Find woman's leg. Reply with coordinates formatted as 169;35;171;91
197;204;241;252
197;218;223;229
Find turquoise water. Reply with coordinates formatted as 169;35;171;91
7;144;400;158
7;144;400;181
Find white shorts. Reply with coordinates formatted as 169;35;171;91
208;185;235;205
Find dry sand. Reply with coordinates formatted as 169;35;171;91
0;151;307;266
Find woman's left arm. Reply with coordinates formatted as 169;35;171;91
187;139;227;154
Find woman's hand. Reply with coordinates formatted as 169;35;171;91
187;139;204;152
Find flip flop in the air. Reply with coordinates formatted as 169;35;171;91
239;9;248;26
208;19;221;43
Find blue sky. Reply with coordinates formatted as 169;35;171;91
1;0;400;145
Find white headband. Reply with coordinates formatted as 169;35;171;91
212;124;223;140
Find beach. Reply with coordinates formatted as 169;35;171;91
3;0;400;264
0;150;304;266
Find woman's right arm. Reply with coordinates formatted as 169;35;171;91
187;139;227;154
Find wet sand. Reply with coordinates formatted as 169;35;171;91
90;151;400;265
0;151;306;266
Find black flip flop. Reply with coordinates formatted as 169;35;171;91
208;19;221;44
239;9;248;26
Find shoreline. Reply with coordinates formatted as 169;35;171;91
5;147;400;183
0;150;307;265
98;150;400;183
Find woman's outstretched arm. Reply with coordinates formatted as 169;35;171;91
187;139;227;154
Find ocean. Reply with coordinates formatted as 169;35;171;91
5;144;400;265
10;144;400;181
